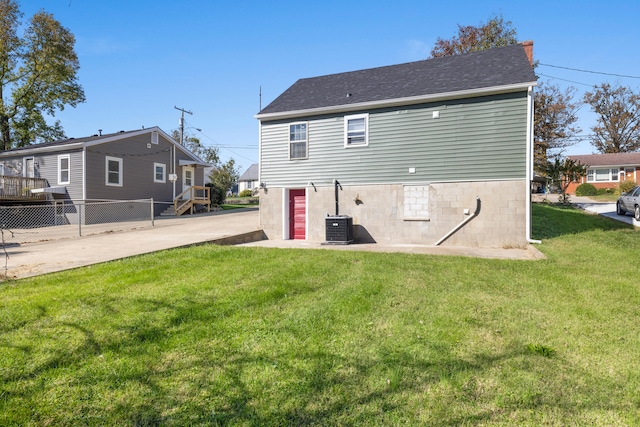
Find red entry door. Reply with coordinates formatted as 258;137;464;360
289;189;306;240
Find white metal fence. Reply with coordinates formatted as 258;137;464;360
0;199;156;245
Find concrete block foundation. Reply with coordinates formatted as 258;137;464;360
259;180;528;248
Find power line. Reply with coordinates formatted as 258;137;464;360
538;73;593;88
539;63;640;79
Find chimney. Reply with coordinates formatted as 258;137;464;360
521;40;534;67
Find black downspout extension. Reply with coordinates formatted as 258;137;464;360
334;180;342;216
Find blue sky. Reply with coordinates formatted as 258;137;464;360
17;0;640;174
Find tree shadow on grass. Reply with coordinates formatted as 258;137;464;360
532;203;632;240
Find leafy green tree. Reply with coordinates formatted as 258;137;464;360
209;159;240;196
545;158;587;204
170;130;220;165
534;82;581;174
0;0;85;150
429;14;582;175
429;13;518;58
583;83;640;153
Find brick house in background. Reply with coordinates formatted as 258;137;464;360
566;152;640;194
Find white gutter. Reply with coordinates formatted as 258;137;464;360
525;85;541;244
255;82;538;121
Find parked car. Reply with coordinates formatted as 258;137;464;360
616;186;640;220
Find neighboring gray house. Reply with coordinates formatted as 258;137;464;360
238;163;259;194
255;42;538;248
0;127;209;216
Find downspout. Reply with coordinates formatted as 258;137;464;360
525;85;541;244
172;143;176;200
435;197;481;246
82;146;86;200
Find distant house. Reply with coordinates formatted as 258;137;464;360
238;163;259;194
255;42;538;248
0;127;210;215
566;152;640;194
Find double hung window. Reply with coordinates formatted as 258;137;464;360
289;122;308;159
106;156;123;186
58;155;70;185
154;163;166;183
344;114;369;147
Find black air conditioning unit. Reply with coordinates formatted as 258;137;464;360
324;215;354;244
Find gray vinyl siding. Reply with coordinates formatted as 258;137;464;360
36;150;84;199
260;92;529;186
0;149;83;199
85;133;175;202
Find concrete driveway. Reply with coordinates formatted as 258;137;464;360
1;204;549;281
1;208;262;281
571;196;637;226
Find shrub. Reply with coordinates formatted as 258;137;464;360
575;183;597;196
206;183;225;205
596;187;615;196
239;189;253;197
619;179;636;195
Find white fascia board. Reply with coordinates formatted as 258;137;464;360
255;82;538;121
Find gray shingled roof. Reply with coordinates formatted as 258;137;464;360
238;163;259;181
568;152;640;167
0;129;144;154
258;43;536;118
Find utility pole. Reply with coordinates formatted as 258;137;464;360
172;106;192;200
174;105;192;145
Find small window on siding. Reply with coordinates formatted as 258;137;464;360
105;156;123;187
58;155;70;185
154;162;166;183
344;113;369;147
151;131;159;144
289;122;308;160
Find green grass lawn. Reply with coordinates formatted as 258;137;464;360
1;204;639;426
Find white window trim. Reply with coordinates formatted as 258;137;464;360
344;113;369;148
154;162;166;183
105;156;123;187
151;131;159;144
23;157;35;178
289;121;308;160
586;167;619;183
58;154;70;185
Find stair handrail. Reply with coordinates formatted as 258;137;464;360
173;186;212;216
174;186;194;213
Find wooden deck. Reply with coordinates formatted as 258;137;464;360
0;176;48;201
